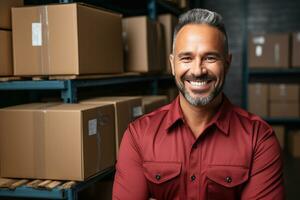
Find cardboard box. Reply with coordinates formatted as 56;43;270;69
156;22;167;72
288;130;300;157
269;102;299;118
248;83;268;117
0;0;23;29
142;95;168;114
292;32;300;67
0;103;116;180
269;84;299;101
248;33;290;68
80;96;143;156
272;125;284;149
0;30;13;76
158;14;178;73
122;16;162;73
12;3;123;76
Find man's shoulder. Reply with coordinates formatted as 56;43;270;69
230;104;272;131
130;103;171;129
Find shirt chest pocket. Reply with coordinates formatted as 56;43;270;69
206;165;249;200
143;161;182;200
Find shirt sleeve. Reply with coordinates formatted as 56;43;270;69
113;124;149;200
241;124;285;200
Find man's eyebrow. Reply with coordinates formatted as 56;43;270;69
177;52;193;58
203;52;222;57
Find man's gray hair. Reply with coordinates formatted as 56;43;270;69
172;8;228;54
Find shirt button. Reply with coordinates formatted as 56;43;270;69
155;174;161;180
191;175;196;181
225;176;232;183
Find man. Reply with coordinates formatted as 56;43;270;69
113;8;285;200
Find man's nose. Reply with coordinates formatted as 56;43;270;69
191;58;207;75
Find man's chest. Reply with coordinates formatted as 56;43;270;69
140;125;252;200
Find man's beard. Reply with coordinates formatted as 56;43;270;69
175;73;224;106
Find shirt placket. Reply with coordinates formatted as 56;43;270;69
187;139;200;200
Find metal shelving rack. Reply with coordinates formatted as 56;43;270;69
0;0;181;199
0;74;173;103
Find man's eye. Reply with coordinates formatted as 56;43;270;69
180;57;192;62
204;56;217;63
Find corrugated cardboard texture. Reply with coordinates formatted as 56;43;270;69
292;33;300;67
80;96;142;157
248;83;268;117
269;102;299;118
0;0;23;29
0;103;58;179
272;125;285;149
269;84;299;101
158;14;178;73
248;33;290;68
0;103;116;180
122;16;162;72
142;95;168;114
288;130;300;157
0;30;13;76
12;3;123;75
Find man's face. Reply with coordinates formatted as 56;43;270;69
170;24;231;106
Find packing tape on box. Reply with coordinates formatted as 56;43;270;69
33;6;50;75
297;33;300;42
274;43;280;66
33;109;46;178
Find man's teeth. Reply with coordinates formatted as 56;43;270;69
189;81;207;86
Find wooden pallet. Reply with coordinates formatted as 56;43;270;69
0;178;76;190
0;76;23;82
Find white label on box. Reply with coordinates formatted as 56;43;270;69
32;23;42;46
132;106;143;118
255;84;262;95
253;36;265;44
88;119;97;136
297;33;300;42
255;45;263;57
274;43;280;65
279;84;286;97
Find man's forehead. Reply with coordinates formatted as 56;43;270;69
176;24;223;41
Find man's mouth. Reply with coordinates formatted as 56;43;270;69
187;79;212;87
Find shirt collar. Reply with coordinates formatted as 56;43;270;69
165;94;233;136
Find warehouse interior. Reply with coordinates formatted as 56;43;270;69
0;0;299;199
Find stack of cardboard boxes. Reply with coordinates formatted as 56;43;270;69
248;83;300;118
248;32;300;117
0;1;23;76
0;94;171;181
12;3;124;76
0;0;178;186
122;14;177;73
248;32;300;157
2;2;178;77
249;32;300;68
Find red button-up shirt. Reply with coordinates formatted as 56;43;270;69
113;95;285;200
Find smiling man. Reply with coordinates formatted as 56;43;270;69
113;9;285;200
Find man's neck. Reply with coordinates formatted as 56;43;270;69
179;93;223;138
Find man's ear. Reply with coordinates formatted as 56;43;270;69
225;53;232;74
169;54;175;76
